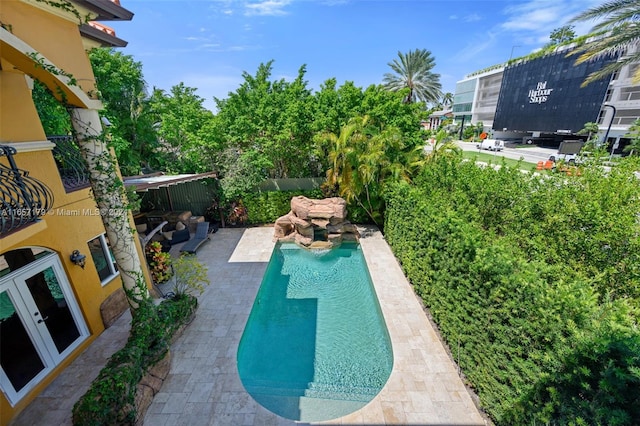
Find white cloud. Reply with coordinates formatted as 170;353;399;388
451;30;500;63
320;0;349;5
244;0;291;16
208;0;238;16
445;0;607;63
501;0;605;39
464;13;482;23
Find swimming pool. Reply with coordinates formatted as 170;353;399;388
237;242;393;422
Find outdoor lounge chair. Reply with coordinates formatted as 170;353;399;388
180;221;211;254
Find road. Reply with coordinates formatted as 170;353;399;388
455;141;557;165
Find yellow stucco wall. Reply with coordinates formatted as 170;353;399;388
0;68;47;143
1;0;99;97
0;2;147;423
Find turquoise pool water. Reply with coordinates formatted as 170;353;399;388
237;242;393;422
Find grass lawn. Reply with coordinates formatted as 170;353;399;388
462;151;537;169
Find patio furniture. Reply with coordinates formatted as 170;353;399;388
144;210;192;230
180;221;211;254
139;220;168;246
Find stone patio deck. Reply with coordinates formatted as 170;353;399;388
10;226;487;426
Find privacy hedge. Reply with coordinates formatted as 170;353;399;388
383;156;640;425
243;189;323;224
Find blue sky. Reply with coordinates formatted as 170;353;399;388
109;0;604;111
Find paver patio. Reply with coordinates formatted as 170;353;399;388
10;226;487;426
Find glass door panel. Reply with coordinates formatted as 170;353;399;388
0;290;46;392
1;252;88;405
25;267;81;354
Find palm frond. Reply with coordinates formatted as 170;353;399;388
569;1;640;87
383;49;442;104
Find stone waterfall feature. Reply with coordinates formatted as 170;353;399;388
273;196;359;248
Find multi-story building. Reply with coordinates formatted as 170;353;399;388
0;1;148;424
453;66;504;130
597;58;640;149
452;65;504;133
453;44;640;152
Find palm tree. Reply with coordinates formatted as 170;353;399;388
577;121;601;147
441;92;454;109
570;0;640;86
383;49;442;104
426;129;460;162
318;115;425;225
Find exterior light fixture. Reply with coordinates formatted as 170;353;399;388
70;250;86;268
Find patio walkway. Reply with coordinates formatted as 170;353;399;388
11;226;487;426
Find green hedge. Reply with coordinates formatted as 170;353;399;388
243;188;375;225
383;156;640;424
243;189;323;224
72;296;198;425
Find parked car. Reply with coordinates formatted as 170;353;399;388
477;139;504;151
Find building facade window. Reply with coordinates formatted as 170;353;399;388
88;234;118;285
620;86;640;101
604;89;613;103
453;103;472;113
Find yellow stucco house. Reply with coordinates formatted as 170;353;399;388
0;1;150;423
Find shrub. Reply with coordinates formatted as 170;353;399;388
243;189;323;224
72;297;198;425
505;329;640;425
171;254;210;297
383;155;640;423
145;241;171;284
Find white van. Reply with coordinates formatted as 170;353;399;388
477;139;504;151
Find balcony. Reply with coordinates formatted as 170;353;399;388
1;146;54;236
50;135;91;192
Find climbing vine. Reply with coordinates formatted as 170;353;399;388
0;20;13;33
33;0;92;25
70;110;150;309
27;52;77;86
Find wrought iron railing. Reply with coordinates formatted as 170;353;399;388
49;135;91;191
1;145;55;236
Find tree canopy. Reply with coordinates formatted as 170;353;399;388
89;48;159;175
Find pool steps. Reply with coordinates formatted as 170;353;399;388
242;378;379;402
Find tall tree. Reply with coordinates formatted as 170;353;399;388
383;49;442;105
312;78;365;135
149;83;215;173
546;25;576;47
213;61;316;179
89;48;158;175
441;92;454;109
577;121;601;147
570;0;640;86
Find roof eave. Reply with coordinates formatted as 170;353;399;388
80;23;127;47
75;0;134;21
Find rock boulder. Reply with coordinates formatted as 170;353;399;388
274;196;359;248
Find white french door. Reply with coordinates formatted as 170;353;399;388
0;253;88;405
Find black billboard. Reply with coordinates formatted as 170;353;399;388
493;50;616;133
